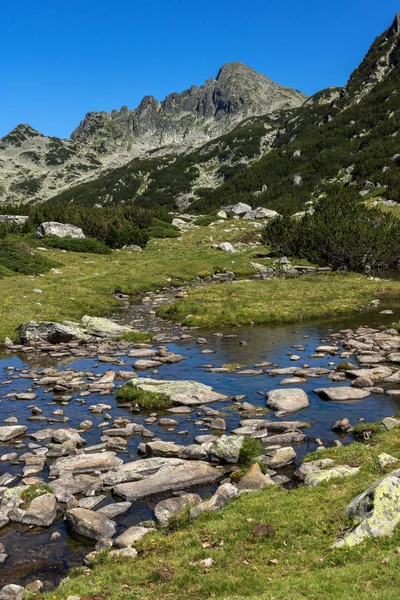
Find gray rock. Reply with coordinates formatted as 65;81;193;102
113;461;220;502
114;525;156;548
20;493;59;526
0;585;25;600
18;320;88;344
97;502;132;519
265;447;296;468
120;378;227;406
190;483;240;518
50;452;123;477
154;493;202;526
237;463;275;490
145;441;207;461
36;221;85;239
66;508;116;542
314;387;370;401
304;465;360;486
216;242;236;253
266;388;309;415
208;435;245;464
0;426;27;442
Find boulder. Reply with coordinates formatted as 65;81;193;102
154;493;202;526
0;585;25;600
66;508;116;542
382;416;400;431
190;483;240;519
20;493;59;527
334;469;400;547
81;315;132;338
145;441;207;461
243;207;279;220
208;435;245;464
97;502;132;519
265;447;296;469
50;452;123;477
36;221;85;239
113;461;220;502
0;426;27;442
100;457;186;486
294;458;335;481
266;388;309;416
304;465;360;486
121;378;227;406
314;387;370;401
0;215;29;225
18;321;88;344
237;463;275;490
223;202;252;215
217;242;236;253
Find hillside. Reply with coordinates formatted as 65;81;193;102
0;63;305;204
43;13;400;216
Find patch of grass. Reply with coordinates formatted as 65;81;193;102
116;385;172;410
193;213;221;226
238;437;262;466
20;483;53;503
336;361;354;371
119;331;154;343
353;422;384;441
0;238;59;276
158;272;400;328
34;235;112;254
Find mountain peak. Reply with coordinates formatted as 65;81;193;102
391;12;400;35
1;123;43;146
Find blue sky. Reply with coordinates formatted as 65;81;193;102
1;0;399;139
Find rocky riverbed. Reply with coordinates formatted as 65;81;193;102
1;290;400;593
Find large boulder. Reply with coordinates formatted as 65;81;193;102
243;208;280;220
223;202;252;215
20;493;59;527
154;493;202;525
0;585;25;600
66;508;116;542
266;389;309;416
36;221;85;239
120;378;227;406
18;321;88;344
81;315;132;338
208;435;245;464
0;215;29;225
334;469;400;547
145;441;207;461
113;461;220;502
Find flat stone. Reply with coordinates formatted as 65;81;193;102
304;465;360;486
314;387;370;401
97;502;132;519
113;461;220;502
50;452;123;477
120;378;227;406
66;507;116;541
114;525;156;548
0;426;27;442
265;447;296;468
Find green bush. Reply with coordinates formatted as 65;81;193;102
37;235;111;254
193;213;220;226
147;219;180;239
21;483;53;503
0;239;59;275
238;438;262;466
119;331;154;343
263;192;400;271
116;385;172;410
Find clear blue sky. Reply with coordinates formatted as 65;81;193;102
1;0;399;139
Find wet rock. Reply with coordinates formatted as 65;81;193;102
237;463;275;490
114;525;156;548
190;483;240;519
66;508;116;542
314;387;370;401
266;388;309;416
0;426;27;442
113;461;220;501
305;465;360;486
50;452;123;477
210;418;226;430
334;469;400;547
154;493;202;526
331;418;352;432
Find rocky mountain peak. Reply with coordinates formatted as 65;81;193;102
1;123;43;148
391;12;400;35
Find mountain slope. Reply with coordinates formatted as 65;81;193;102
0;63;306;204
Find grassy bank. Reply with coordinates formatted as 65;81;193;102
40;423;400;600
158;272;400;328
0;223;259;342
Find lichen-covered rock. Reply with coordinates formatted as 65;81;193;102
377;453;398;468
81;315;132;338
265;447;296;469
208;435;245;464
381;416;400;431
304;465;360;486
294;458;335;481
334;469;400;547
36;221;85;238
266;388;309;416
18;321;88;344
66;508;116;542
114;525;156;548
121;378;227;406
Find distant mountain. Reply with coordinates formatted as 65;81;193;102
0;63;306;204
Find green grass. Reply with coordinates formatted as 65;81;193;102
20;483;53;504
119;331;154;343
32;235;112;254
116;385;172;410
42;422;400;600
158;272;400;328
